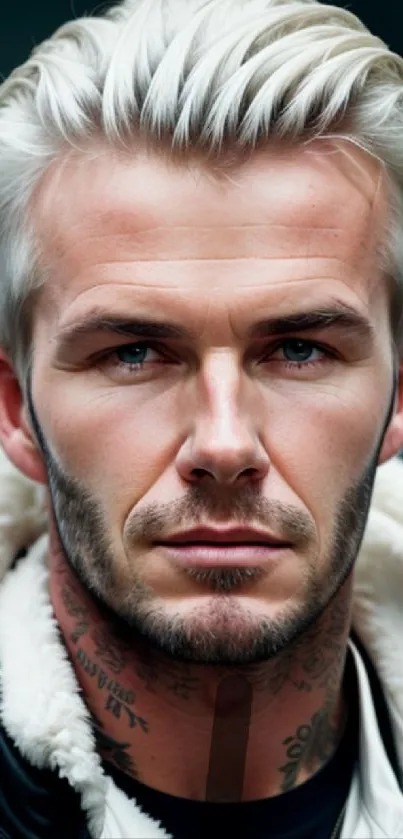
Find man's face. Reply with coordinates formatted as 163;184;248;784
28;140;394;663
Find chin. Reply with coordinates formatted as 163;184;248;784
121;593;313;666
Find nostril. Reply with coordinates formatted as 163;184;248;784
191;468;212;480
241;468;259;478
189;465;261;484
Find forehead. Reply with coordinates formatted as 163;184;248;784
32;139;387;326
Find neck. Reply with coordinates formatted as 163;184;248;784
49;544;352;802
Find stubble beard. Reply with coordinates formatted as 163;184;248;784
26;377;393;666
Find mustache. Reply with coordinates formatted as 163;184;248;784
124;484;315;550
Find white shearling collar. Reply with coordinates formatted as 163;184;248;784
0;534;170;838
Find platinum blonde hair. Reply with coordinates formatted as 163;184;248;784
1;0;403;384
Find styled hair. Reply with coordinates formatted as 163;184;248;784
1;0;403;384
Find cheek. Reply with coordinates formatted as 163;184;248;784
36;380;183;512
265;375;390;516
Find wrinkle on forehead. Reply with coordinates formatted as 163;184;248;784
31;137;388;318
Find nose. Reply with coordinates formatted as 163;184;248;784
176;354;270;487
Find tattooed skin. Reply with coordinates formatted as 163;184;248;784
91;626;129;675
76;646;149;733
279;707;340;792
275;598;349;791
60;581;90;645
58;551;203;703
89;620;202;701
233;595;349;699
87;595;347;706
133;648;201;701
52;539;352;796
56;557;150;762
90;709;139;777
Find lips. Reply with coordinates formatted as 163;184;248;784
153;527;291;569
156;526;290;547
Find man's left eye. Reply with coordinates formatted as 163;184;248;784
115;344;161;366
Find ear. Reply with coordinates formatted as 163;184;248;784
0;350;47;484
378;357;403;465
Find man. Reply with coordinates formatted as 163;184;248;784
0;0;403;836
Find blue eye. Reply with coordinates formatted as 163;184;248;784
115;344;152;366
96;341;173;380
282;340;318;363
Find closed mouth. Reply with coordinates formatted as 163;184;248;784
156;527;290;548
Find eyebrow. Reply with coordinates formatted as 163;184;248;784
55;303;375;355
55;315;189;356
248;304;375;342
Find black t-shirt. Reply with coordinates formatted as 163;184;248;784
103;659;359;839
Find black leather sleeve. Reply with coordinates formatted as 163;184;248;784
0;718;91;839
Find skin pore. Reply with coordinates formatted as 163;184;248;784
1;139;403;802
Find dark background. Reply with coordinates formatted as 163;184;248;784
1;1;403;79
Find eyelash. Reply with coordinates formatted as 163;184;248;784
95;339;336;377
